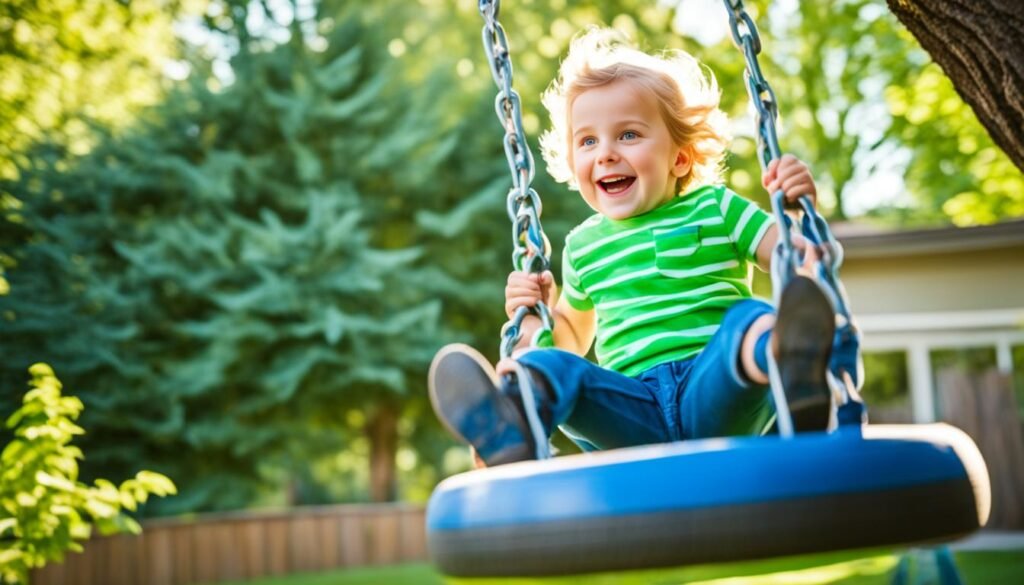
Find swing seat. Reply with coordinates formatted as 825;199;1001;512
426;423;990;576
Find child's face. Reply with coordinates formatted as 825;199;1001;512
570;80;690;220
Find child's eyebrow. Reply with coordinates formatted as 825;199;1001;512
617;119;651;129
610;118;651;128
571;119;651;137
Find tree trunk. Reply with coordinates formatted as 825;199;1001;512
367;405;398;502
886;0;1024;172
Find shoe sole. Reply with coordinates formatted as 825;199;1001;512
428;344;534;464
775;276;835;432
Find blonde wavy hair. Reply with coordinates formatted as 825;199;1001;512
540;28;730;194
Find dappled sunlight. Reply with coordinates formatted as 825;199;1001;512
7;1;1023;584
683;555;898;585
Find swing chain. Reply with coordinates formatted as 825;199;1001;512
722;0;865;422
479;0;554;359
722;1;787;237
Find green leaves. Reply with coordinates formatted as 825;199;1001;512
1;3;481;511
0;366;175;584
883;62;1024;226
134;471;177;498
316;45;365;93
0;0;184;181
24;0;1016;513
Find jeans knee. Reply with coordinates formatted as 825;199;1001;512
722;298;774;331
515;348;576;383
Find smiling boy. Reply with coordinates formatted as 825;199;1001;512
429;29;835;467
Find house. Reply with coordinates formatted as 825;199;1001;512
835;218;1024;423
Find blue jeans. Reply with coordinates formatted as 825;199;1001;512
517;299;775;451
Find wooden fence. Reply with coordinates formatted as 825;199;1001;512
30;503;428;585
29;369;1023;583
937;367;1024;529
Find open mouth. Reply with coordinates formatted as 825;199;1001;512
597;176;636;195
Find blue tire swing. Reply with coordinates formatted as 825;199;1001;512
429;426;989;576
427;0;991;577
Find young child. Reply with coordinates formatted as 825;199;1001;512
429;28;834;467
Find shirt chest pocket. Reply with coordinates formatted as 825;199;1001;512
652;225;702;275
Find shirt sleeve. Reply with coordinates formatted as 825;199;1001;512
560;242;593;311
715;187;775;264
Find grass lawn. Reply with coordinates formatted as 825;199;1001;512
214;549;1024;584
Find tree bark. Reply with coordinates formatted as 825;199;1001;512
886;0;1024;172
367;405;398;502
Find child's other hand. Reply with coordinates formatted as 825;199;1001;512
791;234;821;275
505;270;555;319
763;154;817;208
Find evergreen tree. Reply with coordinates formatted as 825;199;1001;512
9;0;1016;516
1;3;456;511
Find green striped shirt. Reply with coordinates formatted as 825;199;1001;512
561;185;774;376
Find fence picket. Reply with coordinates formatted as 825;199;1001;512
29;504;426;585
938;368;1024;529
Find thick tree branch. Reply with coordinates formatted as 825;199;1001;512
887;0;1024;171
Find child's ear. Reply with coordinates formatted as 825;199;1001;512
672;146;693;178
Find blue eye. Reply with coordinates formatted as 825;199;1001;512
581;137;597;147
621;130;638;140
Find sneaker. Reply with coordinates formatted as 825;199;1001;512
772;275;835;432
428;344;536;466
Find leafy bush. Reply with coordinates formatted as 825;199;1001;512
0;364;175;584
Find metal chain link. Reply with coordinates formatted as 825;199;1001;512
722;0;792;269
478;0;554;360
722;0;865;425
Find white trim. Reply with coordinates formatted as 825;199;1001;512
857;308;1024;334
997;340;1014;374
862;330;1024;352
854;307;1024;425
907;343;935;423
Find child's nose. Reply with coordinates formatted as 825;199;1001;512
597;143;619;164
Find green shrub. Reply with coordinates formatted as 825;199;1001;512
0;364;175;584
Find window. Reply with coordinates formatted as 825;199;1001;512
859;350;912;423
